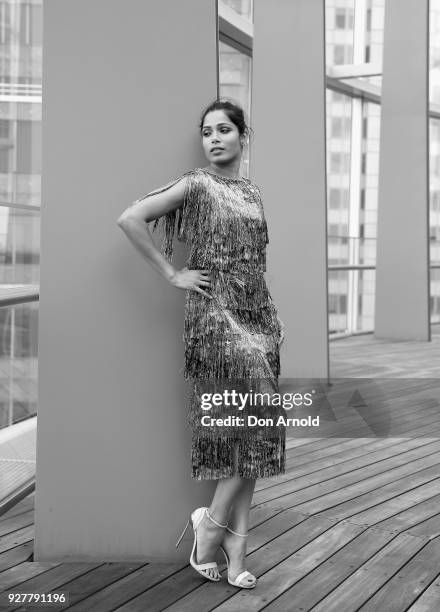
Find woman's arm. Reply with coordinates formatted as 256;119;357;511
116;177;212;298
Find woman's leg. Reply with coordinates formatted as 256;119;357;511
195;442;256;582
195;441;247;577
194;473;243;579
221;477;256;583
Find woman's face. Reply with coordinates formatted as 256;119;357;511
201;110;243;165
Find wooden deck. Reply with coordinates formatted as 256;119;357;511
0;330;439;611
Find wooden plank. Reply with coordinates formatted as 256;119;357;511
312;394;440;439
114;509;308;612
282;404;439;460
157;515;338;612
206;522;367;611
295;463;440;518
0;561;60;591
11;563;149;611
0;496;34;522
61;563;185;612
0;527;34;555
308;533;429;612
0;511;34;538
406;512;440;538
4;564;104;611
283;428;440;481
257;453;440;520
286;401;439;457
370;493;440;533
257;494;440;610
406;573;440;611
254;439;440;507
337;479;440;526
358;538;440;611
264;419;440;496
0;542;33;573
282;388;436;455
260;527;396;612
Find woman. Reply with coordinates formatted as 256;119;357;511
117;99;286;589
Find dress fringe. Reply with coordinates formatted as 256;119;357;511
128;167;286;480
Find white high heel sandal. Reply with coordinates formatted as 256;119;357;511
176;507;227;582
219;526;257;589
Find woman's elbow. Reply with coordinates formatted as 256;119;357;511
117;212;149;227
116;209;136;226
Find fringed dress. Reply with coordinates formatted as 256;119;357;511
134;167;286;480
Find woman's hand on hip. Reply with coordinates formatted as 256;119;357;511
169;267;212;299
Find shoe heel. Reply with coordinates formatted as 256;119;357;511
175;518;190;548
219;546;229;566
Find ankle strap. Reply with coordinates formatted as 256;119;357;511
227;526;248;537
206;508;227;529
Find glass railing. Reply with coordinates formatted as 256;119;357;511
328;266;376;335
0;300;38;429
0;204;40;431
329;235;440;334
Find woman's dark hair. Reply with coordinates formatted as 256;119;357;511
199;98;254;143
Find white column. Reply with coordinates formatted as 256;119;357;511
251;0;329;379
35;0;217;561
375;0;430;340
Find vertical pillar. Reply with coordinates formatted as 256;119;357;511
251;0;329;379
35;0;217;561
375;0;430;340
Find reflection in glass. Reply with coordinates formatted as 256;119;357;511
431;0;440;104
326;89;351;333
325;0;355;66
328;268;376;334
0;1;42;430
0;1;42;207
326;92;351;244
0;302;38;429
219;40;251;177
365;0;384;65
430;118;440;322
326;90;381;334
220;0;253;21
0;206;39;284
362;102;380;244
431;268;440;323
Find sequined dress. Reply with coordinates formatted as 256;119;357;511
134;167;286;479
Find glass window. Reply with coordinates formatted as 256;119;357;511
219;40;251;177
431;0;440;104
365;0;385;65
0;0;42;429
220;0;253;21
331;116;351;138
335;7;354;29
330;152;351;173
325;0;355;66
333;44;349;65
329;188;349;209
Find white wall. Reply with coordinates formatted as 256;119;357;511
35;0;217;561
251;0;329;379
375;0;430;341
